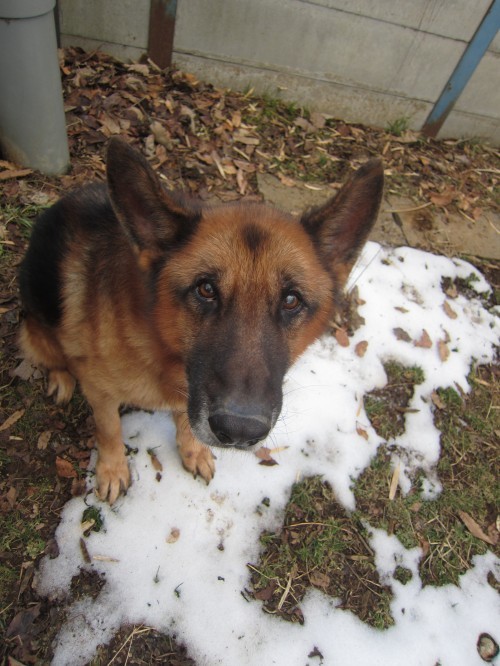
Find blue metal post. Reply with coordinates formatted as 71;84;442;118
422;0;500;137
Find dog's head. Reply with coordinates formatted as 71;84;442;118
106;138;383;449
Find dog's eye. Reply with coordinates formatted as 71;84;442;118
282;291;302;312
196;281;217;301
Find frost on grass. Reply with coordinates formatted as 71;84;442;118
36;243;499;666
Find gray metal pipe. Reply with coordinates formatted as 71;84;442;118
0;0;70;175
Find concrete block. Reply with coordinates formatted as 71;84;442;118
59;0;149;49
439;109;500;144
305;0;490;42
454;51;500;118
491;32;500;54
175;0;464;102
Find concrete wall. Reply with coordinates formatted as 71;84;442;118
58;0;500;144
59;0;150;61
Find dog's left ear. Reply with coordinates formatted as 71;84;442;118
300;159;383;287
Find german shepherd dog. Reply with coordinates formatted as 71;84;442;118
19;138;383;503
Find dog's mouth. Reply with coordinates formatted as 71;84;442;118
213;437;264;451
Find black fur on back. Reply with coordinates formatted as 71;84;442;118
19;184;117;327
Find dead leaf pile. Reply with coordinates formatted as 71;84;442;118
2;47;498;219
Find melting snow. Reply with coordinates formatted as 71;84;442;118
36;242;499;665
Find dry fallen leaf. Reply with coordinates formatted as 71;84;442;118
258;459;279;468
429;189;456;207
233;130;259;146
473;377;491;387
254;581;277;601
444;283;458;298
150;120;173;148
231;110;241;128
419;538;430;557
443;300;458;319
0;409;25;432
355;340;368;357
487;520;499;546
414;329;432;348
166;527;180;544
458;510;497;546
81;519;95;534
255;447;278;466
277;173;296;187
0;158;17;169
430;391;446;410
128;63;150;76
93;555;119;563
0;168;32;181
393;327;411;343
2;486;17;510
147;449;163;472
11;358;39;381
335;328;350;347
99;113;122;135
356;425;369;440
55;456;77;479
389;463;400;501
80;537;91;564
71;478;87;497
309;112;326;129
438;339;450;362
37;430;52;450
308;570;330;588
236;168;248;195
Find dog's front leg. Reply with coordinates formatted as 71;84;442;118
173;411;215;483
88;393;131;504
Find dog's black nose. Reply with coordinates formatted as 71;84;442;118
208;411;270;448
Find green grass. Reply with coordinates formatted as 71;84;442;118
1;202;46;236
0;505;46;560
82;506;104;534
259;92;302;121
386;116;410;137
354;365;499;586
0;447;12;474
251;477;394;629
0;564;18;603
252;363;498;630
353;446;493;585
364;361;424;441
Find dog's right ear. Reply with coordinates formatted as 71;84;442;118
106;137;200;256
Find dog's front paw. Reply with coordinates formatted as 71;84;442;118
173;411;216;483
95;452;131;504
179;441;215;484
